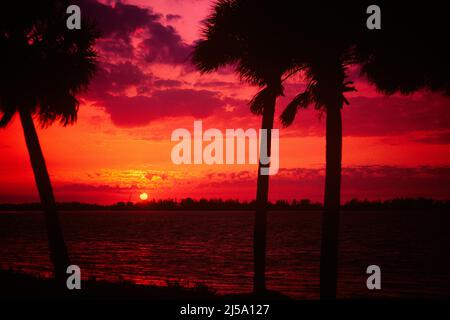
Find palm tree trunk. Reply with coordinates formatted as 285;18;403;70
320;98;342;299
253;92;276;294
19;109;70;285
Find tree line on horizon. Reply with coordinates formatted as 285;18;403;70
1;0;449;298
1;197;449;211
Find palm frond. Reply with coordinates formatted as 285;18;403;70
280;90;311;127
249;87;272;115
0;0;98;128
0;110;15;128
249;82;284;115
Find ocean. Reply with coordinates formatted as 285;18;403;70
0;210;449;298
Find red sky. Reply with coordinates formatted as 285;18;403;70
0;0;449;204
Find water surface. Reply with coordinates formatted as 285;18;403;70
0;210;449;298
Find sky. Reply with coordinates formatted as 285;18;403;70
0;0;449;204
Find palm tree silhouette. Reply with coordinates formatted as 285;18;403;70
357;3;449;96
193;1;450;299
192;0;299;294
0;1;97;285
279;2;449;298
193;0;364;297
275;3;361;299
280;66;357;300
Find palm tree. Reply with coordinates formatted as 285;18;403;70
279;1;450;298
280;62;356;299
0;1;97;285
193;0;365;298
356;3;449;96
192;0;297;294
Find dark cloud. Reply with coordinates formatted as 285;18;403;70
95;37;135;59
78;0;192;64
76;1;210;127
166;14;182;22
194;80;240;89
139;23;192;64
340;165;450;199
280;92;450;139
78;1;449;137
413;130;450;144
343;94;450;136
53;182;134;204
57;183;131;192
90;61;149;95
153;79;183;88
78;0;155;37
198;166;450;201
101;89;231;127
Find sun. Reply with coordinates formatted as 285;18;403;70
139;192;148;201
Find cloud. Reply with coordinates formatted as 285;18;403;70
139;24;192;64
100;88;233;127
343;94;450;136
77;1;450;138
339;165;450;199
57;182;131;192
78;0;156;38
89;61;150;95
166;14;182;22
3;166;448;204
76;1;222;126
280;92;450;139
196;166;450;201
194;80;241;90
412;130;450;144
145;173;169;181
153;79;183;88
78;0;192;64
52;182;135;204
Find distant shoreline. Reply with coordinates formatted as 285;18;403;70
0;197;448;211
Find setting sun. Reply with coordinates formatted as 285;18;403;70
139;192;148;201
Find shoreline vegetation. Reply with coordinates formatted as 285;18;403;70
0;269;288;300
0;197;448;212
